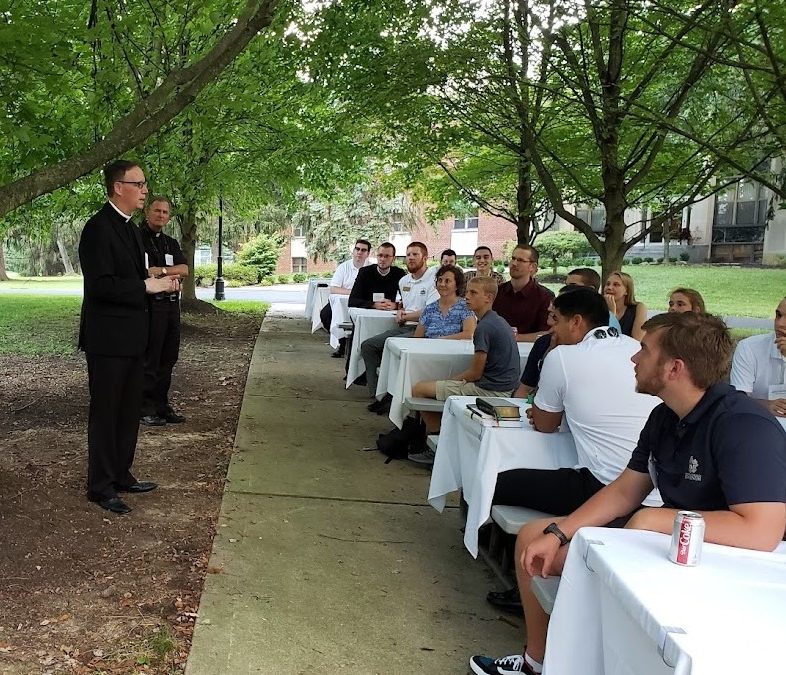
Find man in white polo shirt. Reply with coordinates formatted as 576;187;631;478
484;287;661;619
731;296;786;417
320;239;372;357
363;242;438;412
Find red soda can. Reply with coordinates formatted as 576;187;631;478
669;511;704;566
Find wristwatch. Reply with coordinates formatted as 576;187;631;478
543;522;569;546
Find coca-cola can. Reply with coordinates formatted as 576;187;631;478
668;511;704;566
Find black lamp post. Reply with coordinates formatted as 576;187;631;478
214;194;225;301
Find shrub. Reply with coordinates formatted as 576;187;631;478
275;274;293;284
656;257;664;263
293;273;307;283
322;271;333;278
622;258;632;266
632;257;643;265
260;277;274;286
679;252;690;262
534;231;593;275
193;263;216;287
236;233;282;279
222;263;259;286
669;256;678;263
644;256;654;263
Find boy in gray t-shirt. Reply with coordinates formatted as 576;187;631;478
411;277;522;442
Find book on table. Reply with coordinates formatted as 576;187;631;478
474;397;521;420
465;404;523;428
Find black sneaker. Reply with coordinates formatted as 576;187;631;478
140;415;166;426
486;587;523;616
469;654;533;675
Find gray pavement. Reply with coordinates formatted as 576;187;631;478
185;307;520;674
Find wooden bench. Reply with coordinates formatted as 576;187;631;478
404;396;445;413
491;505;554;535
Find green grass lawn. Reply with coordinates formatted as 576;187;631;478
0;275;83;290
538;264;784;318
0;296;270;356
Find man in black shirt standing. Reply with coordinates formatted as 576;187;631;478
139;196;189;426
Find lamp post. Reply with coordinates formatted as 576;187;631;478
214;194;225;301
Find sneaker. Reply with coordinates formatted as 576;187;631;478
469;654;534;675
407;448;435;466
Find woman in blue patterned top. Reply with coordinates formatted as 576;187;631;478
414;265;477;339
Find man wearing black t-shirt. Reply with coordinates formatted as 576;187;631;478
470;312;786;675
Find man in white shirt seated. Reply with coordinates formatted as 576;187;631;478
730;296;786;417
320;239;371;357
485;287;661;615
363;242;438;413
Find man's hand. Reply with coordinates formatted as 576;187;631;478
767;398;786;417
145;276;178;294
525;407;535;426
523;532;563;578
374;299;396;310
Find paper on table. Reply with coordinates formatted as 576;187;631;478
372;293;384;302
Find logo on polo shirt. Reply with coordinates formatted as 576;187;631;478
684;455;702;482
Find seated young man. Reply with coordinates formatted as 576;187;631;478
410;276;520;459
470;312;786;675
730;296;786;417
493;288;659;613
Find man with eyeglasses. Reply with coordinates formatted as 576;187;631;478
139;196;189;426
492;244;553;341
78;160;179;515
320;239;372;358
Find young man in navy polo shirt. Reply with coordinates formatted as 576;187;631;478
470;312;786;675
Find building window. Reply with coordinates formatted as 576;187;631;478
574;206;606;234
712;179;769;243
292;257;307;273
453;213;479;230
293;224;306;238
391;212;406;234
648;213;682;244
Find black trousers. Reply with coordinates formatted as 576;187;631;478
87;353;144;500
142;301;181;416
319;302;332;332
492;467;605;516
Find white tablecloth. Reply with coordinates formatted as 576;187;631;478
428;396;578;557
378;338;535;428
545;527;786;675
328;294;351;349
304;278;322;318
345;308;399;387
309;285;330;333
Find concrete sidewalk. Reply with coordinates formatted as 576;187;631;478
185;309;520;674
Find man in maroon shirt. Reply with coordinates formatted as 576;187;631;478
493;245;553;342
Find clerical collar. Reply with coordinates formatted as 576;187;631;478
108;199;132;222
377;266;390;276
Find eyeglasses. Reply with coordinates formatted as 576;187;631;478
117;180;148;189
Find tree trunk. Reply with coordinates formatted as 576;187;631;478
516;141;534;244
600;187;628;281
0;242;9;281
663;219;671;266
179;208;198;301
56;237;75;275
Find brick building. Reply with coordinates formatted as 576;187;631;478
274;210;519;275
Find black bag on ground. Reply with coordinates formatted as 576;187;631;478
373;416;426;463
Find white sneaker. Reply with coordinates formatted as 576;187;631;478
408;448;435;465
469;654;529;675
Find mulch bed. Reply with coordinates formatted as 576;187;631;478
0;309;262;674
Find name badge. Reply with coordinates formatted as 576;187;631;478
402;286;411;293
165;254;174;266
144;253;149;269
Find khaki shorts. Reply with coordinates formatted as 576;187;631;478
435;380;515;401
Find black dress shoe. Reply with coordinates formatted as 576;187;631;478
330;349;345;358
368;393;392;413
141;415;167;426
91;496;132;514
161;410;186;423
119;481;158;494
486;587;523;615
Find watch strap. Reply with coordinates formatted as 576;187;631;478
543;522;569;546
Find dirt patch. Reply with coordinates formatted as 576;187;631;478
0;310;262;674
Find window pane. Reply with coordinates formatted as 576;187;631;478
591;207;605;232
453;217;465;230
467;216;478;229
737;180;756;202
735;201;756;226
714;199;731;226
